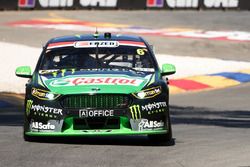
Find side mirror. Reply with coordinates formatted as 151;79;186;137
15;66;32;78
161;63;176;76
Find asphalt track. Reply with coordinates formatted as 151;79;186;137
0;11;250;167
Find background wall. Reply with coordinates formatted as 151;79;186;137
0;0;250;10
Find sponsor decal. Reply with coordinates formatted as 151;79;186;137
79;109;114;118
142;101;167;115
39;0;73;7
135;68;154;72
147;108;165;115
47;41;75;49
32;88;46;99
129;105;141;120
31;88;60;100
47;41;145;49
79;0;117;7
26;100;33;116
31;121;55;131
130;102;167;118
39;70;60;75
142;101;167;111
204;0;239;8
49;76;144;87
133;86;162;99
8;19;250;42
138;119;164;131
29;0;117;8
17;0;240;9
166;0;199;8
148;0;238;8
119;41;146;48
18;0;36;8
75;41;119;48
31;104;63;118
147;0;164;7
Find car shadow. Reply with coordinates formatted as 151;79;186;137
27;136;176;147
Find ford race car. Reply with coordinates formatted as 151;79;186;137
16;32;176;142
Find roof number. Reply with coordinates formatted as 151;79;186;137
136;49;147;55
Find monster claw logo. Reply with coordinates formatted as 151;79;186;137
129;105;141;120
26;100;33;116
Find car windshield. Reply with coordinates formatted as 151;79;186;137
40;45;156;73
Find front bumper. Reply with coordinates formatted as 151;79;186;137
25;90;170;136
26;115;169;136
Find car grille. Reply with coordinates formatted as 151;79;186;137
73;117;120;130
60;94;131;109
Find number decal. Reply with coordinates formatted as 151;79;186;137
137;49;147;55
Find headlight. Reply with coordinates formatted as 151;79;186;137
31;88;60;100
132;86;161;99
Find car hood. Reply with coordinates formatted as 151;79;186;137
40;73;154;95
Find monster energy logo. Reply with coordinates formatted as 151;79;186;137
129;105;141;120
26;100;33;116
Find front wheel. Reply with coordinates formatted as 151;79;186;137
23;132;35;142
148;126;172;143
23;123;36;142
148;112;172;143
23;111;35;142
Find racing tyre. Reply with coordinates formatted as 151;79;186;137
23;132;34;142
23;115;35;142
148;113;172;143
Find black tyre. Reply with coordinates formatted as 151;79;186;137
23;132;34;142
23;113;35;142
148;112;172;143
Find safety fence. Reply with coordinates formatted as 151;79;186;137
0;0;250;10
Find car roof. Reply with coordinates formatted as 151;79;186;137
47;33;146;44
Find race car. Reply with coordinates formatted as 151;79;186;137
15;32;176;142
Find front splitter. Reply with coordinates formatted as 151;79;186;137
26;128;168;137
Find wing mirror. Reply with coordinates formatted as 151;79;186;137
15;66;32;78
161;63;176;76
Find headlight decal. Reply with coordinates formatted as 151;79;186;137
31;88;60;100
132;86;161;99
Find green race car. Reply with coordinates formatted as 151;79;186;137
16;32;176;142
